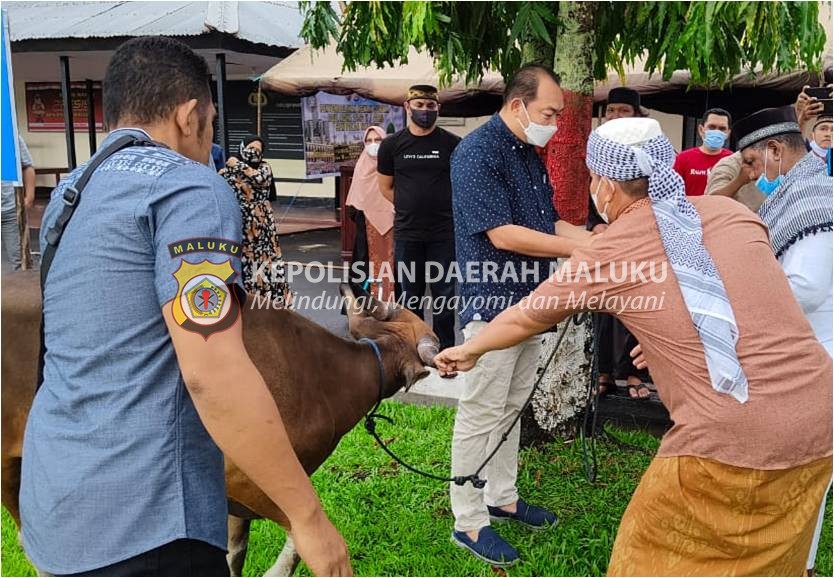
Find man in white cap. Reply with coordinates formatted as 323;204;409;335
436;117;832;575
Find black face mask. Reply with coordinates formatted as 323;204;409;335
240;146;262;167
411;108;438;130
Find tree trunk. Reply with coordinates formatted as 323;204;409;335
523;316;593;444
544;0;595;226
15;187;31;270
525;1;597;443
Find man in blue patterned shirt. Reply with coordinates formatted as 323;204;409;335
21;37;350;577
448;64;592;567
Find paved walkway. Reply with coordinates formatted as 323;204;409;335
394;369;465;408
281;229;466;408
274;204;340;235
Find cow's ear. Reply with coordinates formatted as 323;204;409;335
401;357;430;391
417;335;438;367
364;294;397;322
340;283;367;319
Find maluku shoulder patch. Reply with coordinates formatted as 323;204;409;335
168;237;241;258
171;259;241;338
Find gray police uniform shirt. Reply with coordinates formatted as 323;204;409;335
20;128;243;574
1;136;34;214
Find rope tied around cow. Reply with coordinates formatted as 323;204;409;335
358;314;580;488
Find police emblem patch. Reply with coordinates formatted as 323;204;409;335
172;259;240;338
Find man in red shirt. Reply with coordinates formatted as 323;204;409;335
674;108;733;196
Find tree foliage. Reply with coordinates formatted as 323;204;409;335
298;1;827;88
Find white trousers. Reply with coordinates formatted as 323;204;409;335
449;321;542;532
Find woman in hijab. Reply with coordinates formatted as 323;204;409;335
220;135;290;306
346;126;395;301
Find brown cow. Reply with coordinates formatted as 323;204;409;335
2;271;440;576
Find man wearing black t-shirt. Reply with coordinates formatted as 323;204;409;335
378;84;460;351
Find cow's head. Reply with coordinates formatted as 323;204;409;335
340;283;438;391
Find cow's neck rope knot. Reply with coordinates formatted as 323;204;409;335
358;316;577;488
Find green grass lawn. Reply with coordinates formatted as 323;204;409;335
3;401;832;576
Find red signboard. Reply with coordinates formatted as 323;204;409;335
25;81;104;132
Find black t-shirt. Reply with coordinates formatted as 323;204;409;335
377;126;460;241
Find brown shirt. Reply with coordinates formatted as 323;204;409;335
706;151;766;213
522;195;832;470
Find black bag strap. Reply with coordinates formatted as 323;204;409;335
39;134;153;289
37;134;158;390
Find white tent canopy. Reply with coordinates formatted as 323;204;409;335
261;41;833;111
260;42;504;106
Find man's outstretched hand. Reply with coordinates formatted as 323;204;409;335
434;345;481;374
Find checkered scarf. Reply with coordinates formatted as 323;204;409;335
758;152;833;259
587;131;749;403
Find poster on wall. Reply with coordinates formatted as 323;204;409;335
25;81;104;132
301;92;405;178
223;81;304;160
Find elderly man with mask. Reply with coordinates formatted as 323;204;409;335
735;106;833;576
734;107;832;355
436;117;832;575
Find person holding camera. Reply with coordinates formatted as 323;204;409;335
796;84;833;176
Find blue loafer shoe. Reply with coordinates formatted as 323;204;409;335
487;499;558;530
451;526;520;567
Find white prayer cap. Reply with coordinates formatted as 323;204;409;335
587;116;675;180
595;117;662;147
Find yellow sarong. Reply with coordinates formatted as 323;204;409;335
607;455;832;576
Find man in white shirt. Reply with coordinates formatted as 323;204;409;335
735;107;832;355
735;106;833;576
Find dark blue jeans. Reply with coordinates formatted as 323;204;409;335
395;239;457;350
64;539;229;577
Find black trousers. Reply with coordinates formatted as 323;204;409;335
63;539;229;577
595;313;650;382
349;208;369;286
394;238;457;350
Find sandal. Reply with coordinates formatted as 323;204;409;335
626;383;651;401
596;378;614;398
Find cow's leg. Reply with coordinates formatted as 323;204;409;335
264;535;300;577
1;457;22;528
227;515;251;577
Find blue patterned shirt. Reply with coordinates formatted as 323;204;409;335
451;114;559;327
20;129;242;574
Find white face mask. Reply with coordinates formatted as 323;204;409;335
365;142;381;157
516;101;558;147
810;140;829;156
591;178;611;224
